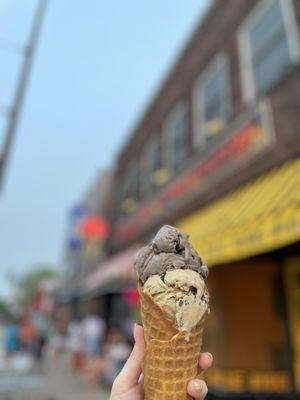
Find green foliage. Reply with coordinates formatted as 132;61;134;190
0;298;12;319
16;266;56;307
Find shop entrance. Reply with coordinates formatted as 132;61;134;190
283;256;300;394
205;257;293;396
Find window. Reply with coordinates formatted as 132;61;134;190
193;54;230;146
239;0;300;100
120;160;139;214
164;103;189;172
141;136;161;196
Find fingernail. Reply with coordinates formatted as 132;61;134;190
206;352;213;362
193;380;207;395
133;322;137;333
193;380;204;392
133;322;139;341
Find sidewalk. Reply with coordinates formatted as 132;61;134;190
0;350;111;400
42;356;110;400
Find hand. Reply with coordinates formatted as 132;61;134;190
110;324;213;400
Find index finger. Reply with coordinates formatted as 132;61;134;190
112;324;145;393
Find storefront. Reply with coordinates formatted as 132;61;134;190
177;157;300;398
82;246;139;335
81;158;299;398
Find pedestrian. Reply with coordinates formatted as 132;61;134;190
102;328;131;386
82;313;105;357
67;317;84;371
82;312;106;388
33;314;53;361
4;318;20;356
84;328;131;388
109;324;212;400
20;317;38;355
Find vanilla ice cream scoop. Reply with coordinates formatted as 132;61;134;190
144;269;209;335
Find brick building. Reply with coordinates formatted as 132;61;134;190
113;0;300;247
81;1;300;398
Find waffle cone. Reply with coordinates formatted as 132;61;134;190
138;282;207;400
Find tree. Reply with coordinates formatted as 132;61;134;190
0;298;12;319
16;266;56;308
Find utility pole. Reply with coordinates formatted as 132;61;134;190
0;0;48;191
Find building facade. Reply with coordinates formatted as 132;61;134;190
58;170;113;320
107;0;300;398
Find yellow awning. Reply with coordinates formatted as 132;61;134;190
177;158;300;266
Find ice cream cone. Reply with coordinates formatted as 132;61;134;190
139;283;207;400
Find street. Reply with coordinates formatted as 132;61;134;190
0;352;110;400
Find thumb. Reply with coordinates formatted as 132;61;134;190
113;324;145;392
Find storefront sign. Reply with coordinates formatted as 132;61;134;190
116;100;274;242
66;204;89;251
79;215;110;240
205;368;292;394
177;157;300;266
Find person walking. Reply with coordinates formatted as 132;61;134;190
4;318;20;356
82;313;105;357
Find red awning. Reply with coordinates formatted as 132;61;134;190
83;246;139;294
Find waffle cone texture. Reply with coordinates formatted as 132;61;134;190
138;282;207;400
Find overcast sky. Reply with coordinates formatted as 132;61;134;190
0;0;210;297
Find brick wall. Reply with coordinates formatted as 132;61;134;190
112;0;300;248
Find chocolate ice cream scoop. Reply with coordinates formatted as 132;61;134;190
135;225;208;283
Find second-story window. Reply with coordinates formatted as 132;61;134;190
121;160;139;214
239;0;300;100
193;54;230;145
141;136;161;197
164;102;189;173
